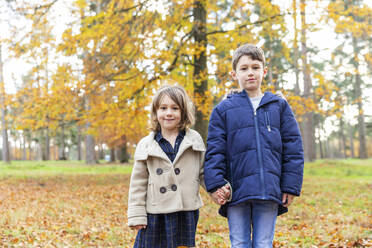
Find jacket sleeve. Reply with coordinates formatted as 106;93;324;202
204;106;229;192
127;145;149;227
280;100;304;196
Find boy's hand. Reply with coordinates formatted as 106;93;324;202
282;193;295;207
130;225;146;230
211;184;231;205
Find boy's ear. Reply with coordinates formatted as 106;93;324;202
230;70;237;80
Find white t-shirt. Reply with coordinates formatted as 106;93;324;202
250;95;263;112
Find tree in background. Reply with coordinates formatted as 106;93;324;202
1;0;371;162
327;0;371;158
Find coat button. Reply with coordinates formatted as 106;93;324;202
171;184;177;191
156;168;163;175
174;168;180;175
160;187;166;193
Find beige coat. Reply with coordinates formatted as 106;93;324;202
127;129;206;227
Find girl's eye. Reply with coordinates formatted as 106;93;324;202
172;107;179;110
160;107;167;110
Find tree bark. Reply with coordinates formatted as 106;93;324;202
0;45;10;163
352;37;367;159
110;148;116;162
300;0;316;161
77;125;82;160
192;0;208;142
58;123;67;160
349;124;355;158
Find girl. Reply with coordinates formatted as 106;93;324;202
128;85;211;248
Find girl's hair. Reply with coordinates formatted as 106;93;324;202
150;85;195;132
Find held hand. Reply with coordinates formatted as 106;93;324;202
130;225;146;230
211;184;231;205
282;193;295;207
211;190;225;205
220;184;231;201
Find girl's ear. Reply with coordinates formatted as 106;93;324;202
230;70;237;80
263;66;268;77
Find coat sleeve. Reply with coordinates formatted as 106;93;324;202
127;144;149;227
199;150;206;191
280;100;304;196
204;106;229;192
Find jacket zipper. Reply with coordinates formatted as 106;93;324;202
254;110;266;199
265;111;271;132
229;162;234;189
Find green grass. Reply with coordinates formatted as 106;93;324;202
304;158;372;180
0;160;132;179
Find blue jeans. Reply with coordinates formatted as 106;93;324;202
227;201;278;248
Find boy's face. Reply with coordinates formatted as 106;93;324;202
231;55;267;94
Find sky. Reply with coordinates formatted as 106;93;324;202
1;0;371;138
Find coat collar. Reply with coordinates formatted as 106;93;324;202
134;129;205;163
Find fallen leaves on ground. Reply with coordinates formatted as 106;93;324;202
0;173;370;247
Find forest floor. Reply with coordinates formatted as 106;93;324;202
0;159;371;247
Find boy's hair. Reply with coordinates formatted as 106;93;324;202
232;44;266;71
150;85;195;132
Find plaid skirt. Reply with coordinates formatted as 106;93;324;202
133;210;199;248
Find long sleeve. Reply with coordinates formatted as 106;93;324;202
204;107;229;192
127;158;149;226
280;100;304;196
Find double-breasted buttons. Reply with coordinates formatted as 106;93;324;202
171;184;177;191
160;187;166;193
156;168;163;175
174;168;180;175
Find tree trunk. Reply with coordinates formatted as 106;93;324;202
352;37;367;159
77;125;82;160
293;0;301;95
349;124;355;158
98;144;104;160
192;0;208;142
0;45;10;163
22;133;27;160
118;144;129;163
85;133;96;164
85;97;96;164
58;124;67;160
300;0;316;162
110;148;116;162
339;118;347;158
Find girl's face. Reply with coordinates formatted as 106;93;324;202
156;94;181;133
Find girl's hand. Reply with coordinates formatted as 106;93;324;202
282;193;295;207
130;225;146;230
211;184;231;205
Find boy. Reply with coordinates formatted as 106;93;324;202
204;44;304;248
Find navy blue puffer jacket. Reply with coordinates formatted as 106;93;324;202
204;91;304;216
